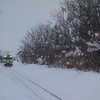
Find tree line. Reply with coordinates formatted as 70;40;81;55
18;0;100;72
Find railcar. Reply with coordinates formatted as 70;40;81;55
3;55;13;66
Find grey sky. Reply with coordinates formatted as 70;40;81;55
0;0;61;55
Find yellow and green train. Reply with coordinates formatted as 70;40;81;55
3;55;13;66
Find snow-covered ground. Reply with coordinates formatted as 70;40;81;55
0;61;100;100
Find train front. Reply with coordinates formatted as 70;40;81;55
3;55;13;66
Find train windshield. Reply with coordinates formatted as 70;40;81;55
4;56;13;59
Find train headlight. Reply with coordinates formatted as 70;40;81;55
4;56;6;58
10;56;13;58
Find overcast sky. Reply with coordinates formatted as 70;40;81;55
0;0;61;55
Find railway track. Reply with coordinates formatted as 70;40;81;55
6;67;62;100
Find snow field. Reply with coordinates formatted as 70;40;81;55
0;62;100;100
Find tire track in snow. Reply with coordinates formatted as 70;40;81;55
7;67;62;100
6;68;43;100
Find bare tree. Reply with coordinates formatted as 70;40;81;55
18;0;100;72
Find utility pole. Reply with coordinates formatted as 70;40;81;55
7;51;9;55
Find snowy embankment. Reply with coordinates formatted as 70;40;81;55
0;61;100;100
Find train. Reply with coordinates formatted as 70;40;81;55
3;55;13;66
